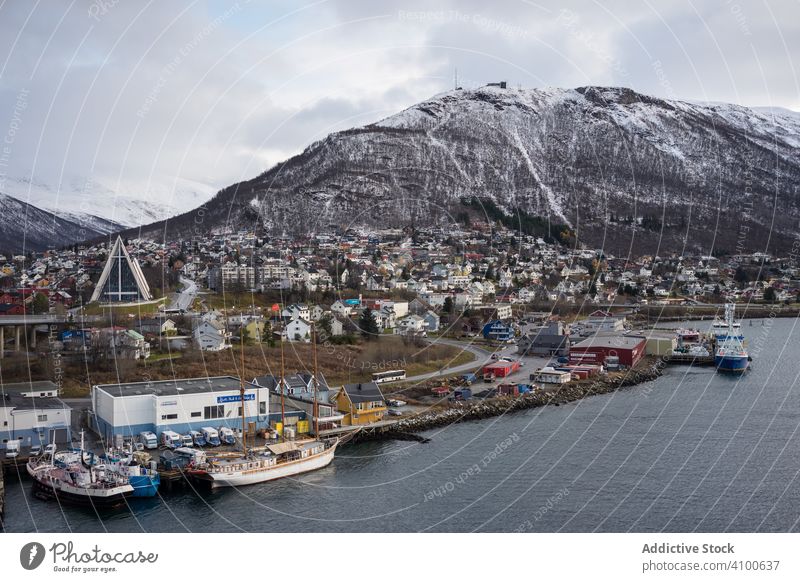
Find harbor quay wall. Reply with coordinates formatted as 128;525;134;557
355;358;664;442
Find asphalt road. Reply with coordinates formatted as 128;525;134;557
167;276;198;312
401;336;555;394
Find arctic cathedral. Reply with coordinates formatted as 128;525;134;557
90;236;153;303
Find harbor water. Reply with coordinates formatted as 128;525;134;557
3;317;800;533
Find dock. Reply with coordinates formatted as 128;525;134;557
666;354;716;366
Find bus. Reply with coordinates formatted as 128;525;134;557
372;370;407;383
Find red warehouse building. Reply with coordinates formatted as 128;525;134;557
569;335;646;367
482;360;520;378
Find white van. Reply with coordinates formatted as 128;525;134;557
5;440;20;458
201;427;220;446
160;430;182;449
139;431;158;449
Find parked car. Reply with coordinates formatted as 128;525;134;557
29;444;43;457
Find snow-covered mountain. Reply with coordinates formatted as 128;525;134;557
137;86;800;254
2;174;216;229
0;192;113;252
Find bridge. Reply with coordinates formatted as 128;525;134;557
0;315;70;358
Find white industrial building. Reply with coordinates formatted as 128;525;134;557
1;393;72;450
91;376;287;442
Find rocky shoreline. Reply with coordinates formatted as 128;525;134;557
352;358;665;443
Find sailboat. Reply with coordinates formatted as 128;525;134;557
187;318;338;489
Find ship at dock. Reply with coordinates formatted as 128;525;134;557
187;318;338;489
714;303;750;374
27;445;133;508
187;439;338;489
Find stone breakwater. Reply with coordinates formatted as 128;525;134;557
356;360;664;442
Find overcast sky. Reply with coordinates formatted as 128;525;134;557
1;0;798;201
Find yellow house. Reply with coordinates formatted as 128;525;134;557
243;320;267;343
335;382;387;426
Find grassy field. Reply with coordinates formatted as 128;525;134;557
15;335;475;396
78;298;166;318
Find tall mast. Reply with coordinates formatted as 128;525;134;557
312;323;319;438
279;305;286;438
240;313;247;453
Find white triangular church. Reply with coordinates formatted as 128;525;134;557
90;236;152;303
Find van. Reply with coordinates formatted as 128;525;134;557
5;440;20;458
160;430;182;449
201;427;220;446
180;434;194;447
218;426;235;445
139;431;158;449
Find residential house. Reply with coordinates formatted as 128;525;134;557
482;320;514;342
423;310;440;333
286;318;311;342
194;320;232;351
396;314;427;336
335;382;387;425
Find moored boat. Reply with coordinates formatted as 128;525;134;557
187;438;338;489
715;304;749;374
27;448;133;508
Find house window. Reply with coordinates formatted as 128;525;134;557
191;411;201;418
37;414;48;422
204;405;224;419
161;414;178;420
259;402;267;415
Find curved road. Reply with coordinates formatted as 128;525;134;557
403;337;506;382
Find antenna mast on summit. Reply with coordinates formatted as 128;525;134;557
454;67;458;90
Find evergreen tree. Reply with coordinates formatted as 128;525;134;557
359;308;380;340
442;296;454;313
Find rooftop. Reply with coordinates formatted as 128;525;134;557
95;376;260;398
571;335;646;349
342;382;384;403
0;394;70;410
0;380;60;395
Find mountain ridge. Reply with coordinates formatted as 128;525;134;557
124;85;800;254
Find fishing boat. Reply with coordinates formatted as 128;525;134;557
715;303;750;374
187;318;338;489
27;439;133;507
101;449;161;497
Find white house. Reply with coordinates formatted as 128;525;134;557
331;300;353;317
282;303;310;321
194;320;232;351
286;318;311;342
397;314;427;336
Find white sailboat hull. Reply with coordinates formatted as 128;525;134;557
195;442;337;489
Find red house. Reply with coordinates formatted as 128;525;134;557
569;335;646;367
0;303;26;316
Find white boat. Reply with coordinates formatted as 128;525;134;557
27;447;133;507
187;438;338;489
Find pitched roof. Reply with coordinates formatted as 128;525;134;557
342;382;384;403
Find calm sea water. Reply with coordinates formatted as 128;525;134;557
4;317;800;533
